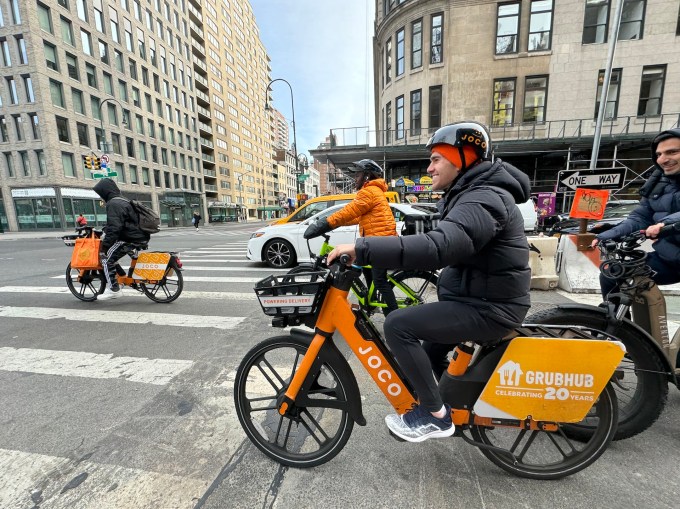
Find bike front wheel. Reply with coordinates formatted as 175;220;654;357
233;335;354;468
141;264;184;303
470;383;618;480
527;307;668;440
390;270;439;307
65;263;105;301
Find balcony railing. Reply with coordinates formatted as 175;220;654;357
204;184;217;192
326;113;680;149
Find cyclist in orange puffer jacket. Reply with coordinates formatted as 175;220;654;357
304;159;399;315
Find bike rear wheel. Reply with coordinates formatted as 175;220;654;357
65;263;105;301
233;335;354;468
390;270;439;307
141;264;184;303
470;383;618;480
527;307;668;440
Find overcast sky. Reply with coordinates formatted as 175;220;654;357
250;0;376;159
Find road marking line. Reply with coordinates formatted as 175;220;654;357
0;306;245;329
0;347;193;385
0;448;206;509
0;286;257;300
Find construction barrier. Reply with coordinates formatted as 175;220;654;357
527;235;559;290
555;234;680;295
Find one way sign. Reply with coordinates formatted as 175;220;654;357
556;168;626;192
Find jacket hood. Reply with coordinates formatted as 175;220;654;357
363;179;388;192
447;159;530;204
93;178;121;202
652;128;680;167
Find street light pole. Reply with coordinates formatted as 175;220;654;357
264;78;301;200
98;97;127;152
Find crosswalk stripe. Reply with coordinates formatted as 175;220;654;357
0;448;205;509
0;286;256;300
182;251;245;255
50;274;264;283
0;347;193;385
0;306;245;329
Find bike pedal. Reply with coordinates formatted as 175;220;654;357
388;430;406;443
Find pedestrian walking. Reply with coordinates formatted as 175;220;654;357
192;211;202;231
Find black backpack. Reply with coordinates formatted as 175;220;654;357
113;197;161;234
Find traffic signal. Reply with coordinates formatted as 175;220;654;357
84;155;93;170
93;156;101;172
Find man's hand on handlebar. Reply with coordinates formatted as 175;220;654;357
327;244;357;265
644;222;665;239
590;238;599;249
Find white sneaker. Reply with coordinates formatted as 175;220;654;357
98;287;123;301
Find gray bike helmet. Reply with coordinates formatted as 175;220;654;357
651;127;680;163
345;159;384;179
426;121;491;170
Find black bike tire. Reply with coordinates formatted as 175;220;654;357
526;307;668;441
65;263;105;302
470;383;617;480
389;270;439;306
141;264;184;303
233;335;354;468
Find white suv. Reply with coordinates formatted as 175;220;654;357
516;199;538;232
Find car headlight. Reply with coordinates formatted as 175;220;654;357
250;232;265;239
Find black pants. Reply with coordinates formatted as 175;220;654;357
600;250;680;299
100;241;128;290
363;267;399;315
383;302;511;412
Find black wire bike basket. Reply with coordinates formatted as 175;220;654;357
255;271;330;318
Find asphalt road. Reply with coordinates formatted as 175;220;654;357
0;224;678;509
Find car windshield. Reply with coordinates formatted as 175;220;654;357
602;203;638;218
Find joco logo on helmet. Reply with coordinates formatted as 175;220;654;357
426;121;491;171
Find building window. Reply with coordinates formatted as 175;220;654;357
385;37;392;85
130;165;138;184
37;3;52;33
595;68;622;119
44;42;59;71
76;122;89;146
7;78;18;104
396;28;405;76
385;101;392;144
98;40;109;65
493;78;516;126
0;117;7;142
142;167;150;186
29;113;39;139
583;0;609;44
80;29;92;56
76;0;87;21
10;0;21;24
61;16;74;46
20;151;30;176
72;89;85;114
23;76;35;102
16;36;28;64
529;0;553;51
85;63;97;87
496;2;519;54
126;137;135;157
1;40;12;66
523;76;548;123
428;85;442;131
13;115;24;141
91;97;100;121
677;4;680;36
411;19;422;69
410;90;422;136
55;116;70;142
62;152;75;177
619;0;645;40
103;72;113;95
37;150;47;176
430;13;443;64
5;152;15;177
116;162;125;182
50;80;65;108
637;65;665;116
395;95;404;139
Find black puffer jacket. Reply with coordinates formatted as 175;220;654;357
354;159;532;328
93;178;150;251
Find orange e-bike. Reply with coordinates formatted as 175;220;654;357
234;257;626;479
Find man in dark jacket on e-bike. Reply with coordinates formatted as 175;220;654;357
94;178;150;301
328;122;531;443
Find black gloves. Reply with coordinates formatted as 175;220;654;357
304;218;331;239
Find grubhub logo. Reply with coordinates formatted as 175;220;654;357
497;360;523;386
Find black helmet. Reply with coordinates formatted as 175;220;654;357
345;159;384;179
651;128;680;163
426;121;491;170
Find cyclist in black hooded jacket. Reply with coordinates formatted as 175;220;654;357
93;178;150;300
328;122;531;443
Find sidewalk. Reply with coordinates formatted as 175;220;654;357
0;220;268;241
